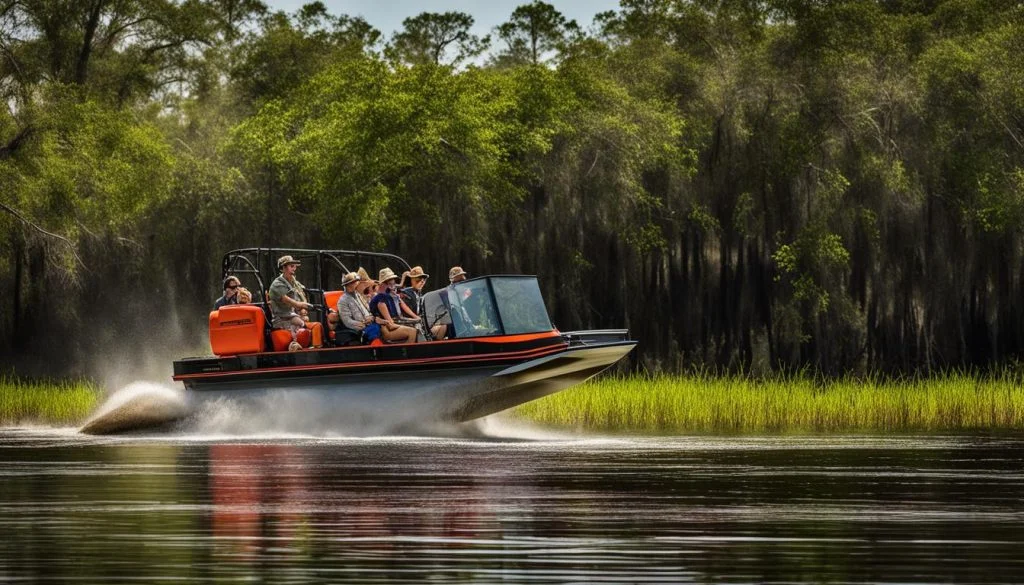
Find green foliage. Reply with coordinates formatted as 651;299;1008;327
4;0;1024;376
230;54;526;249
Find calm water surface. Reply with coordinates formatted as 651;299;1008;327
1;429;1022;583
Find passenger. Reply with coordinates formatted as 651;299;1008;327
402;266;447;340
355;267;376;311
370;268;417;344
214;276;245;309
269;255;322;351
335;272;376;345
449;265;468;284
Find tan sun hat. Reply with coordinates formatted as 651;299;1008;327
408;266;429;279
355;267;375;292
378;267;399;284
448;266;467;281
277;255;301;269
341;271;362;287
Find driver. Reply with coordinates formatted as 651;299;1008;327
441;266;474;338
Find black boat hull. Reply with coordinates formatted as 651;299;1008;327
183;342;636;429
82;334;636;434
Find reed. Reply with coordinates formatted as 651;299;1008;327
0;377;102;425
513;372;1024;433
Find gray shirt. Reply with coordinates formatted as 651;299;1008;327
337;292;371;330
268;274;302;324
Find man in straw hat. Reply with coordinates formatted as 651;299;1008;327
269;255;321;350
369;267;417;343
335;271;375;345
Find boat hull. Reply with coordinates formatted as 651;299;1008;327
82;332;635;434
183;342;636;429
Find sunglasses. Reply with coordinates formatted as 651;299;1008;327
226;284;239;290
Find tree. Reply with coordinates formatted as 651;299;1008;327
230;6;379;105
495;1;580;66
387;11;489;67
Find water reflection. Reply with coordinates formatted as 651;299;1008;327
206;443;521;581
1;432;1023;583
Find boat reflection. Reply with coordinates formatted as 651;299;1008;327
207;444;502;569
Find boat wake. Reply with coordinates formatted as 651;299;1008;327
79;381;566;440
80;382;189;435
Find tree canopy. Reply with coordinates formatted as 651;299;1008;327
2;0;1024;377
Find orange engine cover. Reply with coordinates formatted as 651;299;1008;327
209;305;266;356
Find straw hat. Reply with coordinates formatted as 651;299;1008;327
448;266;467;281
378;267;399;284
341;271;362;287
408;266;429;279
355;267;375;292
277;255;301;269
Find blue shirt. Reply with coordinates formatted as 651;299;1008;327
370;290;400;320
213;294;238;310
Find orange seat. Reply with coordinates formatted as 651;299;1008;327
209;305;266;356
271;328;313;351
324;290;343;313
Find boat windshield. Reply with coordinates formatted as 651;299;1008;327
422;276;553;338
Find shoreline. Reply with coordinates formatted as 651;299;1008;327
3;374;1024;433
511;374;1024;434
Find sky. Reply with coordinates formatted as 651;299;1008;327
263;1;623;39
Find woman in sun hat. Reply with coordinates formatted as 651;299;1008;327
354;267;376;311
370;267;417;343
401;266;447;340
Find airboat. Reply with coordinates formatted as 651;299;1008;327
82;248;635;434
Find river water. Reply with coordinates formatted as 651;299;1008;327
1;428;1022;583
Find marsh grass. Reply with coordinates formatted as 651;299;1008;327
0;377;102;425
513;373;1024;433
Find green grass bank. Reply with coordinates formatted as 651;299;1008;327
0;377;102;426
512;374;1024;433
4;374;1024;432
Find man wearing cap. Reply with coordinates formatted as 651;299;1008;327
269;255;321;350
335;271;375;345
440;265;473;338
448;266;468;284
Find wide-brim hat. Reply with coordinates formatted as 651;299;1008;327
408;266;429;279
355;267;376;292
277;255;301;269
448;266;467;281
378;267;399;284
341;271;362;287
